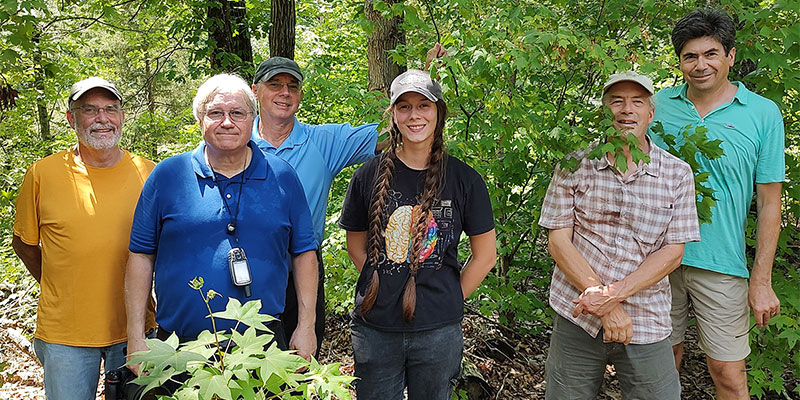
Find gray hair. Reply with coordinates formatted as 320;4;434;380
192;73;257;123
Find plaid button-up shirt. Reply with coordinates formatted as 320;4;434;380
539;141;700;344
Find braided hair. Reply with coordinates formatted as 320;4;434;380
361;99;449;321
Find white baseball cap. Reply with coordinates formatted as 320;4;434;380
602;71;655;95
69;77;122;104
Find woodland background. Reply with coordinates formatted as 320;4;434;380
0;0;799;398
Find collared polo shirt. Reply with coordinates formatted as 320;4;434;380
252;116;378;245
539;142;700;344
129;141;317;338
649;82;785;278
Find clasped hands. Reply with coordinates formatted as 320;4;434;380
572;284;633;345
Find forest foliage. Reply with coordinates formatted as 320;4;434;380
1;0;799;397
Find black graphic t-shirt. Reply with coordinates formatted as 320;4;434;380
339;155;494;332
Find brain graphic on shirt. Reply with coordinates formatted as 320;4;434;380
384;205;438;264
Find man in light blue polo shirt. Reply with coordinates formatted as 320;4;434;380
648;9;784;399
249;57;379;355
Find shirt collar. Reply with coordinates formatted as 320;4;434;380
640;137;661;177
671;81;750;106
251;115;309;151
191;140;268;180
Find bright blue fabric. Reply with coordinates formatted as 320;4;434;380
129;141;317;338
251;116;378;245
649;82;785;278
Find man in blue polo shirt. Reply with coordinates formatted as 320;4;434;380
126;74;319;376
249;46;446;354
648;9;784;399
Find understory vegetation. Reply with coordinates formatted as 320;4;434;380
1;0;799;397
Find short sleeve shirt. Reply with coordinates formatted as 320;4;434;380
539;143;700;344
14;149;157;346
252;116;379;245
129;141;317;338
339;156;494;332
649;82;785;277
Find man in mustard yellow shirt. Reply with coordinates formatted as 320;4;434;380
12;77;156;400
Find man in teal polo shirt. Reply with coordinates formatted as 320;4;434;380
649;9;784;399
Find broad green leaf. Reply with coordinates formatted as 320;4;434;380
188;369;234;399
230;327;273;356
258;342;306;387
128;335;207;373
173;387;200;400
303;359;357;400
211;298;276;331
131;365;180;395
2;0;17;13
0;49;20;63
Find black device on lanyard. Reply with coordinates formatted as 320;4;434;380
211;152;252;297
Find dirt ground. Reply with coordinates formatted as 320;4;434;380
1;312;797;399
318;312;796;400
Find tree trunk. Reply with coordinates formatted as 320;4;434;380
270;0;295;59
31;29;50;141
207;0;254;81
365;0;406;95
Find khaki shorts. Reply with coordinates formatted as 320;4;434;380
669;265;750;361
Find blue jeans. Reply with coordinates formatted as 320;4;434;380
34;338;127;400
545;314;681;400
351;321;462;400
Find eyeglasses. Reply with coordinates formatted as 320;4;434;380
205;109;252;122
70;105;121;117
262;81;301;94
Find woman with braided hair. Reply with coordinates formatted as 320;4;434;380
339;70;497;400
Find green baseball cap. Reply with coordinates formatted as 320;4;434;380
253;57;304;85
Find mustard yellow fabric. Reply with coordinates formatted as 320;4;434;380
14;149;157;346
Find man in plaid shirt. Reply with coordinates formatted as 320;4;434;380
539;71;701;399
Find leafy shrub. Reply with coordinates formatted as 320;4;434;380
129;277;354;399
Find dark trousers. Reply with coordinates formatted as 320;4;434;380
351;322;463;400
545;314;680;400
282;249;325;358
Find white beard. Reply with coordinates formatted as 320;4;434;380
77;122;122;150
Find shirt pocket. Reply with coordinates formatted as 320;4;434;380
630;201;673;246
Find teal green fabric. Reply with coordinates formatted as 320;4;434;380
649;82;785;278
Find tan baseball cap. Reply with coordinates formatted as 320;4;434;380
69;77;122;104
602;71;654;95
